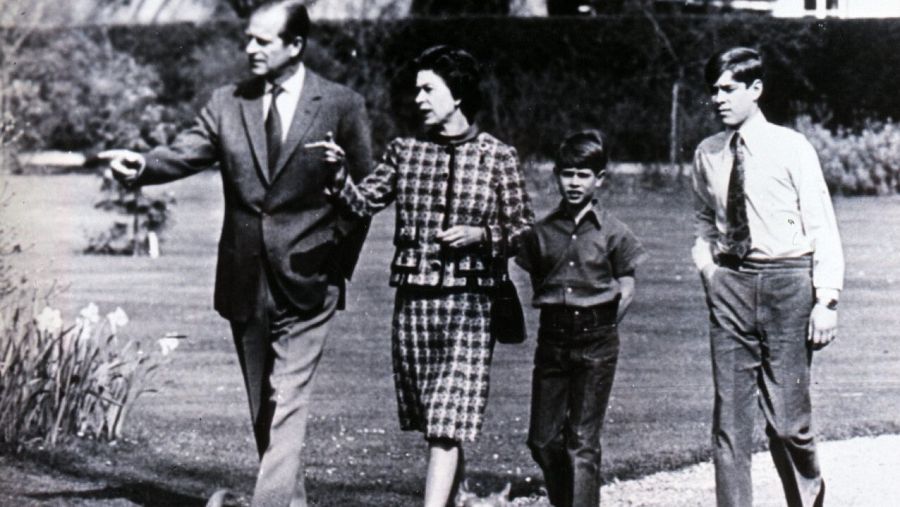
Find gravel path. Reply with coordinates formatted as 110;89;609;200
4;435;898;505
600;435;900;506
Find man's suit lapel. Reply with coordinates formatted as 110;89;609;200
239;79;271;185
270;72;323;183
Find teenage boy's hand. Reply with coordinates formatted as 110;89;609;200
700;263;718;290
809;303;837;350
436;226;485;249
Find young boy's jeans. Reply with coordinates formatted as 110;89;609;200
527;301;619;507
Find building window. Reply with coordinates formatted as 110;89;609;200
805;0;816;10
826;0;838;8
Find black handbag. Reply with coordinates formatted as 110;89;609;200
490;277;526;344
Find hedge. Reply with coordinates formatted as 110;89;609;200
6;14;900;163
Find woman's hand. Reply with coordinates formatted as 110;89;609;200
304;131;345;165
436;226;486;249
305;131;347;195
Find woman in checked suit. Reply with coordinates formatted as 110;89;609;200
317;45;533;506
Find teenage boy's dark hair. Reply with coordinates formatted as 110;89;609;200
413;45;483;119
704;47;764;90
554;129;609;175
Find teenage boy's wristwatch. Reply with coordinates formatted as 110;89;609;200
816;298;839;310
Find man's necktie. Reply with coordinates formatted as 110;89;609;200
265;85;283;178
723;133;752;258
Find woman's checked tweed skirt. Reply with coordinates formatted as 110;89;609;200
392;289;494;443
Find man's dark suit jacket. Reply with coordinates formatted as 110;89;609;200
136;71;372;322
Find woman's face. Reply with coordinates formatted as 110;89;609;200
415;70;460;128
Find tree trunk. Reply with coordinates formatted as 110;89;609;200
669;78;680;173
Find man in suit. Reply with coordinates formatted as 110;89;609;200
100;2;371;505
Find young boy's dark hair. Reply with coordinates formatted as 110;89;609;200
553;129;609;174
704;46;765;90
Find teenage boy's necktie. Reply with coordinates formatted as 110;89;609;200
723;133;752;258
265;85;283;179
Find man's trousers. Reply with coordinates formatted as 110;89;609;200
231;268;339;507
706;255;824;507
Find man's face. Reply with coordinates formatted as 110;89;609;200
415;70;460;128
710;70;762;128
245;7;303;80
556;167;600;210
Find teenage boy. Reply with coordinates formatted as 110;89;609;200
692;47;843;507
516;130;646;507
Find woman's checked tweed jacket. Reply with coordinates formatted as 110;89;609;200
338;130;534;287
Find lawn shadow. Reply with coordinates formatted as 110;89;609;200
305;476;422;506
10;441;253;506
25;481;207;506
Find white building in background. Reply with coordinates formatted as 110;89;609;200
771;0;900;18
13;0;900;24
653;0;900;18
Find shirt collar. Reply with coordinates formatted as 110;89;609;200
266;63;305;97
733;109;767;156
551;199;604;228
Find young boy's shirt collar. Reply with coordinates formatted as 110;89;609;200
551;199;604;228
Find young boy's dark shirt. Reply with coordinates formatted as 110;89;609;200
516;200;646;308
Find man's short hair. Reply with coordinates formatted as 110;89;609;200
554;129;609;175
255;0;310;41
412;45;482;120
704;47;764;90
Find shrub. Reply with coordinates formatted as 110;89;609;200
85;170;176;256
5;29;176;153
795;116;900;195
7;16;900;166
0;298;179;447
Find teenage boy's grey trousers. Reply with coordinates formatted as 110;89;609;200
705;255;825;507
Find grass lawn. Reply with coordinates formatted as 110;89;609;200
2;168;899;506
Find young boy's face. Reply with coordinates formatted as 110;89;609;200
710;70;762;128
556;167;601;210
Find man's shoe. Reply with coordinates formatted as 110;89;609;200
813;479;826;507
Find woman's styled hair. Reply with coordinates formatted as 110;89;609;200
412;45;483;119
704;47;765;90
554;129;609;175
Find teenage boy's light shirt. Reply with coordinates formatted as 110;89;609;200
691;112;844;290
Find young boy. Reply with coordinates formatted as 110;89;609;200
692;47;842;507
515;130;646;507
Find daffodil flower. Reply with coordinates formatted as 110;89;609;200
36;306;63;335
75;302;102;341
157;337;180;356
79;303;101;323
106;307;129;334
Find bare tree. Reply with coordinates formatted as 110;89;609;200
640;5;682;171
